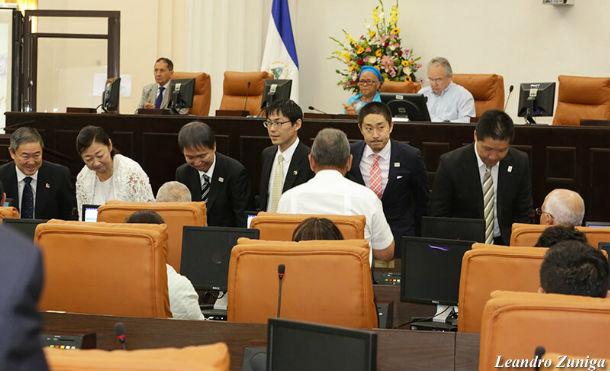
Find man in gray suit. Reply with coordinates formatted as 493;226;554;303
137;57;174;109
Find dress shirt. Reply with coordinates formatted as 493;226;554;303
419;82;475;123
166;264;204;320
359;141;391;192
474;144;500;238
15;166;37;216
198;155;216;188
266;138;300;211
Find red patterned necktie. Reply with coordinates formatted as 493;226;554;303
369;154;383;199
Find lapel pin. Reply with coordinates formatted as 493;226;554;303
45;183;51;188
218;177;224;183
293;170;298;175
507;166;513;173
394;162;400;167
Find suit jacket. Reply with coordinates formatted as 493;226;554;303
348;140;428;255
0;160;76;220
137;82;170;109
0;225;48;371
176;152;251;227
258;141;314;211
429;143;533;245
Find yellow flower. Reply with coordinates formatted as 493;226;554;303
369;30;376;38
391;27;400;35
401;60;408;67
375;49;383;57
372;6;380;25
356;46;365;55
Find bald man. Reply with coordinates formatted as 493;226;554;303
538;189;585;227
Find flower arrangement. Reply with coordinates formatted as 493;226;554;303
330;0;421;93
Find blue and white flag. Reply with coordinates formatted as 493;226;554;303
261;0;299;102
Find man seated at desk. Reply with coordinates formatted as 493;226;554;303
418;57;475;123
137;57;174;110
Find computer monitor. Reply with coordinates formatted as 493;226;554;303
585;221;610;227
180;226;260;292
261;79;292;111
2;218;48;240
401;236;473;306
245;210;258;229
169;78;195;113
267;318;377;371
101;77;120;112
421;216;486;242
517;82;556;124
380;93;431;121
81;204;100;222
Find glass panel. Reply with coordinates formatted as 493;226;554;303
34;16;107;34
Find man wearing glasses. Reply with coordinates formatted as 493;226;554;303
259;100;313;211
418;57;475;123
537;189;585;227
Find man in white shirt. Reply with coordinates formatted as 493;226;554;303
137;57;174;110
277;128;395;261
418;57;475;123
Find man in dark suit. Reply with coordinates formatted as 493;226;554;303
259;99;314;211
429;109;533;245
0;127;75;220
176;121;251;227
347;102;428;258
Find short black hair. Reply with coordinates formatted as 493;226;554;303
535;226;587;248
475;109;515;143
155;57;174;71
540;240;609;298
125;210;165;224
357;102;392;127
76;125;117;157
265;99;303;124
177;121;215;151
292;217;344;242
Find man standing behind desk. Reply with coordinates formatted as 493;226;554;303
418;57;475;123
0;127;75;219
259;99;313;211
347;102;428;258
137;57;174;110
429;109;533;245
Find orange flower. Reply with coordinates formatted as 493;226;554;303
375;49;383;57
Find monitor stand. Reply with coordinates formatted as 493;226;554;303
410;305;457;332
213;291;228;311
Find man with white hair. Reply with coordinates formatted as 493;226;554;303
156;181;192;202
538;189;585;227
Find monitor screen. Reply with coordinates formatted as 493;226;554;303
2;218;48;240
169;78;195;112
245;210;258;229
261;79;292;110
401;236;473;306
517;82;556;120
81;204;100;222
421;216;486;242
380;93;431;121
586;221;610;228
101;77;121;112
267;318;377;371
180;226;260;291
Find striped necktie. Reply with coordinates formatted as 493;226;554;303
201;174;211;202
269;153;284;212
482;167;495;244
369;154;383;199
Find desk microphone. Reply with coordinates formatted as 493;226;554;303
114;322;127;350
276;264;286;318
533;345;546;371
308;105;328;115
243;81;252;113
504;85;514;111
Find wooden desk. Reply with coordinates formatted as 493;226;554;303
42;312;479;371
5;112;610;221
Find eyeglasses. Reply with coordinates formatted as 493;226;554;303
263;119;292;128
357;79;379;86
535;207;554;220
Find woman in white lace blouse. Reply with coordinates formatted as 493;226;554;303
75;125;154;220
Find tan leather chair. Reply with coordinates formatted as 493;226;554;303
553;75;610;126
173;72;212;116
45;343;230;371
452;74;505;119
478;291;610;371
35;220;171;318
541;353;610;370
0;206;19;221
97;201;207;272
218;71;273;115
250;212;366;241
380;80;422;94
511;223;610;248
457;244;546;333
227;238;377;328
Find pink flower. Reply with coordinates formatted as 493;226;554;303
380;55;394;72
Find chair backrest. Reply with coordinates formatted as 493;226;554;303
35;220;171;318
44;343;230;371
380;80;422;94
478;291;610;371
553;75;610;126
219;71;273;115
172;72;212;116
511;223;610;248
97;201;207;272
227;238;377;328
452;74;505;118
0;206;20;221
250;212;366;241
541;353;610;371
457;244;546;333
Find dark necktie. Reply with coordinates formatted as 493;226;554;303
154;86;165;109
201;174;210;202
21;176;34;219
